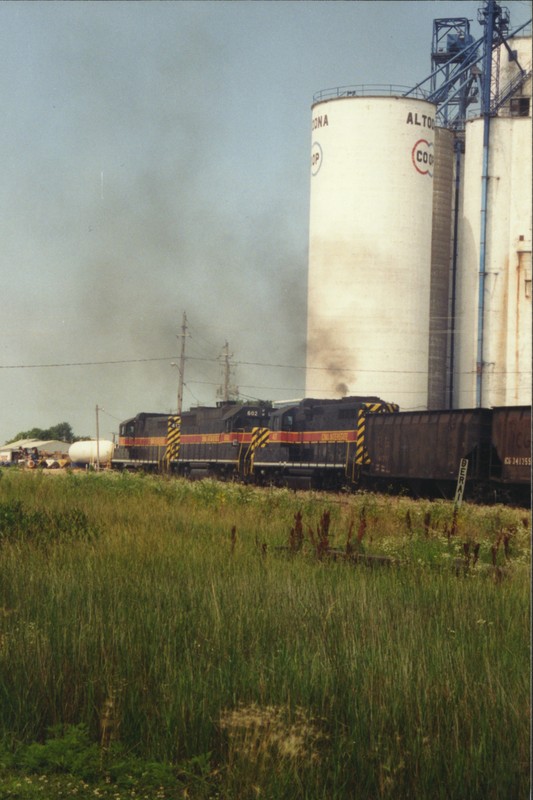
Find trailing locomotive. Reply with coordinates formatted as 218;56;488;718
112;398;531;505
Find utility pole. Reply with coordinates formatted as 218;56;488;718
217;341;238;403
95;404;101;472
173;311;187;415
221;341;231;403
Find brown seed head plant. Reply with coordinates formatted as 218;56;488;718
219;703;328;766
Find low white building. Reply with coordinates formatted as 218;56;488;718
0;439;71;464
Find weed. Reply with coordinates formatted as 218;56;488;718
0;501;99;546
308;510;331;558
17;724;100;781
0;472;529;800
289;511;304;553
219;703;328;764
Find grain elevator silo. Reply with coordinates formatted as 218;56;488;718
453;33;532;408
305;92;437;409
305;3;532;413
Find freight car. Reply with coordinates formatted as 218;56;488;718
361;405;531;503
361;408;494;500
489;406;531;505
112;399;531;505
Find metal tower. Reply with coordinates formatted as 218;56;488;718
406;2;531;129
429;17;480;128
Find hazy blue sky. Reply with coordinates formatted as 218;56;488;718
0;0;530;442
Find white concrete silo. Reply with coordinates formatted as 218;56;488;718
453;36;532;408
305;92;437;409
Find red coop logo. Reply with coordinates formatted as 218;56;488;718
412;139;434;176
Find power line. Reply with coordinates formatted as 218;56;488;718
0;354;529;379
0;356;179;369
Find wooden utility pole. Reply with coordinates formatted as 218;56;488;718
175;312;187;415
95;404;101;471
221;341;231;403
217;341;238;402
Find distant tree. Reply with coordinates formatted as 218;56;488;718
47;422;75;442
7;428;45;444
5;422;76;445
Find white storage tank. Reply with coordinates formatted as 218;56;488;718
68;440;115;466
305;92;437;409
453;37;532;408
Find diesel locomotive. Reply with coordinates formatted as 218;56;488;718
112;397;531;504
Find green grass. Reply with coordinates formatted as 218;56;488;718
0;470;530;799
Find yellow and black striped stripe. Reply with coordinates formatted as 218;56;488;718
243;427;270;475
250;427;270;454
355;402;399;465
165;415;181;462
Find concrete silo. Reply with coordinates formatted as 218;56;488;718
305;92;438;410
453;36;532;408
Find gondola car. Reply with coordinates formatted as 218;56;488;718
489;406;531;504
361;408;493;499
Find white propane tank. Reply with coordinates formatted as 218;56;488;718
68;440;115;466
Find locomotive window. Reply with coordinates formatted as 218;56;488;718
269;414;283;431
283;414;294;431
125;422;135;437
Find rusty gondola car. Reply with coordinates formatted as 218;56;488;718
489;406;531;504
360;409;493;499
361;406;531;503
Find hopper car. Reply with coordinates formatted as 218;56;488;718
112;398;531;505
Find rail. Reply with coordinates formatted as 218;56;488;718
312;84;429;103
492;65;532;112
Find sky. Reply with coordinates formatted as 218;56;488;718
0;0;531;443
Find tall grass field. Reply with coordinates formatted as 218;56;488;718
0;470;530;799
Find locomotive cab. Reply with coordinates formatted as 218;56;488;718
269;405;298;432
115;412;169;468
221;403;271;433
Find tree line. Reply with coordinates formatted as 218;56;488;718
5;422;89;445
